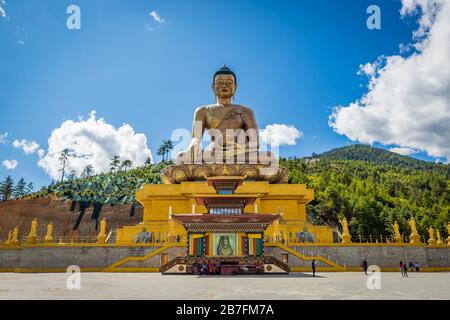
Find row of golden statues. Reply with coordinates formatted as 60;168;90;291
3;216;450;246
340;217;450;245
2;218;108;246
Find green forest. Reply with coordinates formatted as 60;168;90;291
1;145;449;240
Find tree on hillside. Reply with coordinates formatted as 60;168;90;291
67;170;77;181
81;165;94;178
145;156;152;165
157;140;173;162
58;149;70;182
13;178;27;198
0;176;15;201
121;159;133;171
26;182;34;194
157;144;167;162
163;140;173;161
109;155;121;172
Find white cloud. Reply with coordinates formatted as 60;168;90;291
13;139;40;155
2;159;18;170
389;147;418;156
0;0;7;19
0;132;8;144
149;11;165;23
38;111;153;180
260;124;303;147
145;23;154;32
329;0;450;162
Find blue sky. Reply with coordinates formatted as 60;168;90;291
0;0;447;188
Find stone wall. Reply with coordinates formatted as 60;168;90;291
1;244;449;272
266;245;450;269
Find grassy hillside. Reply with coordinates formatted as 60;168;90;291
282;146;449;240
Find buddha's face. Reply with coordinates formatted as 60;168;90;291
223;238;229;246
212;74;237;100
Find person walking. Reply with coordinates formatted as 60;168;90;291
193;259;199;275
415;262;420;272
409;262;414;272
399;261;404;277
403;262;408;277
362;259;368;275
201;259;207;275
312;259;316;277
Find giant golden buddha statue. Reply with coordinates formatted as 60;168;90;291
161;65;287;184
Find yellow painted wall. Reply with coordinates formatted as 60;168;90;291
116;180;335;245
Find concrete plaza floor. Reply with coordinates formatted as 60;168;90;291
0;272;449;300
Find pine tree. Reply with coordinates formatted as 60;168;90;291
0;176;15;201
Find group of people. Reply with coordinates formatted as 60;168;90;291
360;259;420;276
193;259;221;275
134;229;181;244
399;261;420;277
192;259;264;275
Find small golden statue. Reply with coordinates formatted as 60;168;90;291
427;226;436;245
408;218;421;244
4;230;13;245
436;229;443;245
393;221;403;243
27;218;38;244
340;217;352;244
272;218;281;243
167;213;178;243
44;223;53;243
97;218;107;244
447;222;450;246
11;226;20;245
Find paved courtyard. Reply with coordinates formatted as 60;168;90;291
0;272;449;300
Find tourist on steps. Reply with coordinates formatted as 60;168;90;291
201;259;207;275
193;259;199;275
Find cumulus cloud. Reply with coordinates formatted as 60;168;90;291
0;0;7;19
389;147;418;156
38;111;153;180
0;132;8;144
260;124;303;147
149;11;165;23
13;139;41;155
2;159;18;170
329;0;450;162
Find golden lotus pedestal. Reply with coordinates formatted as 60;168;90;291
161;163;288;184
